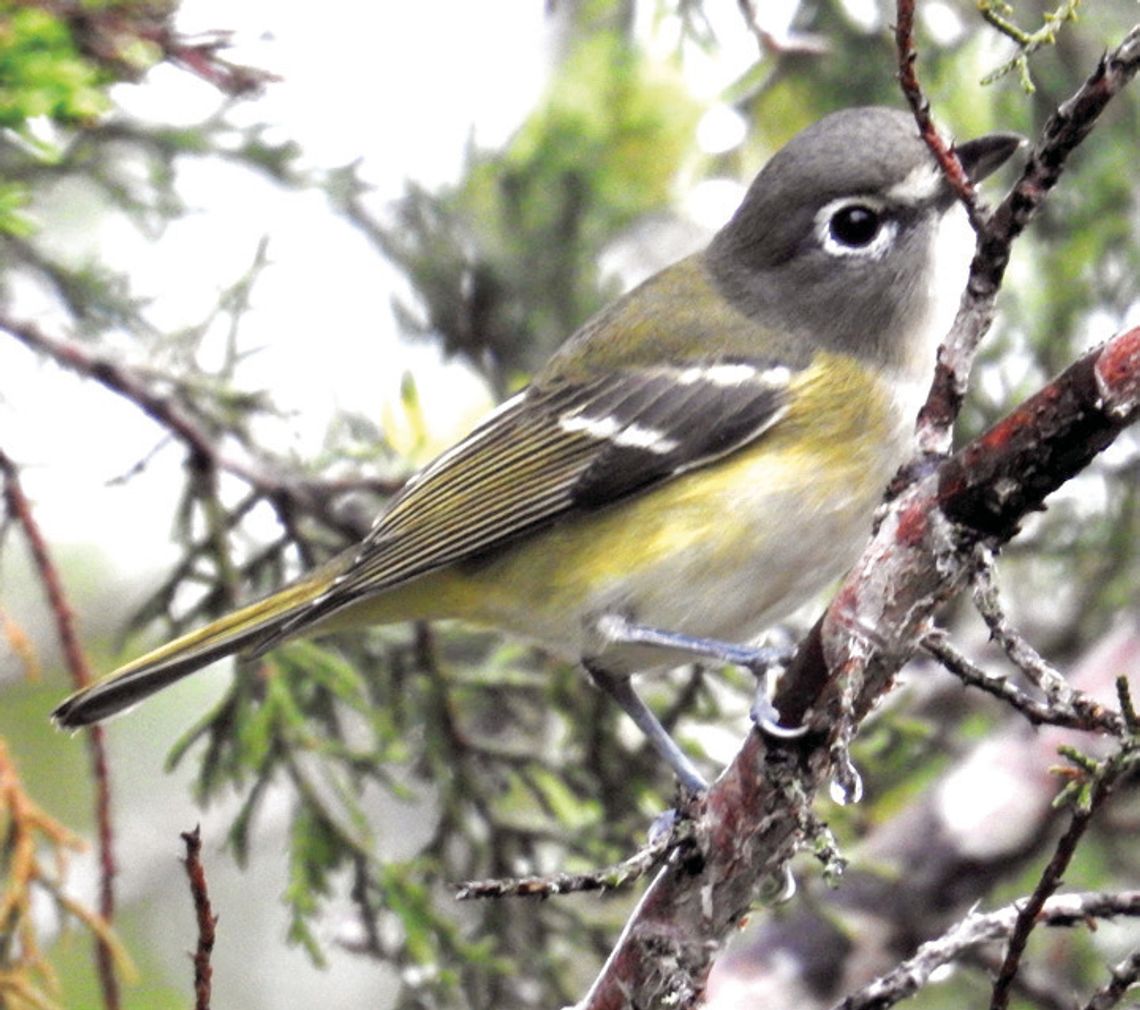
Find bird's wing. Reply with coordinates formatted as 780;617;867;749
269;359;794;634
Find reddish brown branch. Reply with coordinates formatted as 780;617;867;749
894;0;981;221
989;808;1095;1010
0;448;120;1010
706;624;1139;1006
157;31;278;97
181;826;218;1010
19;1;275;96
975;23;1140;297
913;20;1140;455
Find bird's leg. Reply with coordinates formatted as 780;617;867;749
582;660;709;793
585;615;808;790
594;614;805;736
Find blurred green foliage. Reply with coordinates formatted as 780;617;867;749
0;0;172;235
0;5;110;129
0;3;106;234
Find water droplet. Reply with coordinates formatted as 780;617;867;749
828;762;864;806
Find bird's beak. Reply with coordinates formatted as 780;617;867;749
955;131;1026;183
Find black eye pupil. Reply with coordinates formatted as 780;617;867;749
830;205;881;247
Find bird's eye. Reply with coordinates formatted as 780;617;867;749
828;204;882;248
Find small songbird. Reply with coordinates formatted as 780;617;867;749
53;107;1022;792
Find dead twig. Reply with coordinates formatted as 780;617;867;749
181;826;218;1010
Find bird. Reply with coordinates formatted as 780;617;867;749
53;107;1022;792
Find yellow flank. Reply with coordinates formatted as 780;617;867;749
51;108;1024;736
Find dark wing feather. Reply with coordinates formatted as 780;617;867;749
570;365;790;506
268;360;794;635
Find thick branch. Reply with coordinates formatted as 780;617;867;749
705;623;1140;1007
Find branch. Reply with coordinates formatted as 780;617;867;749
1082;946;1140;1010
894;0;982;223
181;827;217;1010
20;1;276;97
838;890;1140;1010
0;448;121;1010
922;629;1123;735
455;818;689;900
773;325;1140;729
915;21;1140;455
0;314;401;547
978;0;1084;92
705;623;1140;1006
736;0;830;58
989;737;1138;1010
969;551;1072;701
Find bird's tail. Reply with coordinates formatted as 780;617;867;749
52;566;338;729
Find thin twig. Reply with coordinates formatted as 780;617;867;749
990;812;1093;1009
970;547;1070;702
18;1;278;97
979;0;1085;92
912;20;1140;455
894;0;982;224
921;630;1124;735
181;826;217;1010
1082;947;1140;1010
0;314;401;545
990;744;1138;1010
837;890;1140;1010
735;0;830;57
0;447;120;1010
965;947;1076;1010
455;818;692;900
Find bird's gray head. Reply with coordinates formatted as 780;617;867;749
706;107;1022;373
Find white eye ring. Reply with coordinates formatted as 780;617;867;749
815;197;898;260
